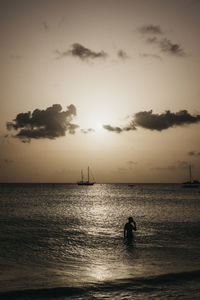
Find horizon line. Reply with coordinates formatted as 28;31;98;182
0;182;182;184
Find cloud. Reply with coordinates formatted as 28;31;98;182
188;151;195;156
6;104;79;142
103;123;136;133
103;110;200;133
147;37;187;57
117;50;129;60
80;128;95;134
138;24;187;57
102;125;123;133
133;110;200;131
159;38;187;56
56;43;108;60
138;24;163;35
188;151;200;156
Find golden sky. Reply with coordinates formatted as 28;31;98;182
0;0;200;183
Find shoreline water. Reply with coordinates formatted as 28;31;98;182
1;269;200;299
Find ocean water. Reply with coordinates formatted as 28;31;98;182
0;183;200;299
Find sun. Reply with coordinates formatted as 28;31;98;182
78;111;111;133
94;121;104;131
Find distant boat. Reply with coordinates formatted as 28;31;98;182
182;164;200;188
77;167;95;186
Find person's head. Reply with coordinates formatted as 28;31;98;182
128;217;134;223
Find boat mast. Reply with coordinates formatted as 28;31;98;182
88;167;89;182
81;170;84;182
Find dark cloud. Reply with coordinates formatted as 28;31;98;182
138;24;163;35
188;151;195;156
56;43;107;60
103;123;136;133
138;24;187;57
147;37;187;57
117;50;129;60
7;104;79;142
80;128;95;134
69;43;107;60
159;38;187;56
188;151;200;156
133;110;200;131
103;125;123;133
103;110;200;133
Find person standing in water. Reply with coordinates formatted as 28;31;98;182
124;217;137;243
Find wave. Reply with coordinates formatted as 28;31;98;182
1;269;200;299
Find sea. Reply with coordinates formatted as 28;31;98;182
0;183;200;299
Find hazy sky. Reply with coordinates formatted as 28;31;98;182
1;0;200;183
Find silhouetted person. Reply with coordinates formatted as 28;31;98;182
124;217;137;243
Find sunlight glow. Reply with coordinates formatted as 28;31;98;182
89;263;112;281
78;108;117;135
96;122;103;130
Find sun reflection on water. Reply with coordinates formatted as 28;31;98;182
88;262;113;281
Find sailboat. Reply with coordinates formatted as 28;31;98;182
77;167;95;186
182;164;200;188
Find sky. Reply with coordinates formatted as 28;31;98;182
0;0;200;183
